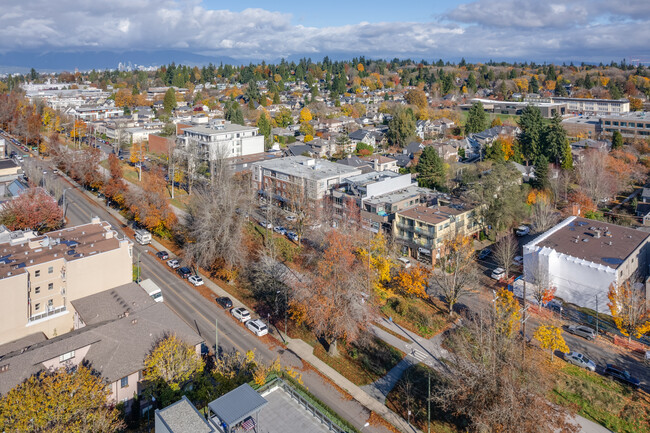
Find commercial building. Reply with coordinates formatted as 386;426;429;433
393;198;483;263
177;121;265;161
561;116;602;139
600;112;650;138
525;96;630;115
464;98;566;118
252;156;362;202
0;218;133;345
0;283;203;412
523;216;650;313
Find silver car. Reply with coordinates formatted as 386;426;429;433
567;325;597;341
565;352;596;371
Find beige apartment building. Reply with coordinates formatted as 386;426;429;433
393;201;483;263
0;218;133;345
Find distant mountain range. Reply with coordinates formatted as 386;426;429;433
0;50;243;73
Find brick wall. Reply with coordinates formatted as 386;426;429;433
148;134;174;155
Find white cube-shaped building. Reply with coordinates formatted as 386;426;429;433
523;216;650;313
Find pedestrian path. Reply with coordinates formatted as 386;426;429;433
361;357;416;404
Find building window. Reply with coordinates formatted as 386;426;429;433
120;376;129;388
47;299;53;308
48;283;53;290
48;266;53;274
35;286;40;294
34;270;40;277
35;303;40;311
59;351;75;362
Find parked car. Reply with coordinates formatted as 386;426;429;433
565;352;596;372
491;267;506;280
285;215;297;222
513;255;524;266
188;275;204;286
567;325;597;341
216;297;233;309
231;307;251;322
286;231;299;242
273;226;287;235
166;259;180;269
545;299;563;313
478;248;492;260
603;364;640;389
156;251;169;260
397;257;411;268
177;267;192;279
258;220;273;229
515;225;530;236
246;319;269;337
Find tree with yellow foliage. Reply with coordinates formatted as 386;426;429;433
143;334;204;391
114;88;133;107
0;366;124;432
358;232;394;303
608;280;650;342
393;264;430;298
299;107;312;124
534;324;569;362
430;234;477;316
494;287;521;337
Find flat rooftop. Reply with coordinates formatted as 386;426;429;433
601;111;650;121
535;217;650;269
254;156;362;181
345;170;401;186
182;123;258;136
562;116;601;125
398;203;468;226
71;282;155;326
0;220;124;281
364;185;431;206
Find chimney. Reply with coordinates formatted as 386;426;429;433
373;158;379;171
594;230;601;238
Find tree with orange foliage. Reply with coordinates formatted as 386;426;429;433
608;280;650;342
405;89;427;110
289;230;374;356
114;88;133;107
393;264;430;298
101;153;127;206
127;167;177;237
629;97;643;112
0;188;63;233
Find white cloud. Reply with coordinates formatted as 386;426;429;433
0;0;646;63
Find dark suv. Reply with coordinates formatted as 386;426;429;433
216;297;233;309
176;267;192;279
603;364;640;389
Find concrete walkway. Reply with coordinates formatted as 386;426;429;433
361;357;416;404
284;337;423;433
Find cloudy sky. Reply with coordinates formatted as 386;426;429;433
1;0;649;64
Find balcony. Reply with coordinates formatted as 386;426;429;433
29;306;67;323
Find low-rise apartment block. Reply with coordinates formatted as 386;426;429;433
252;156;362;203
0;218;133;345
177;121;265;161
525;96;630;115
393;199;483;263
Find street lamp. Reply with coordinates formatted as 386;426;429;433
276;289;288;338
61;187;73;220
137;249;148;283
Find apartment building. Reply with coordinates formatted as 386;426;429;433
0;218;133;345
177;122;265;161
393;200;483;263
252;156;362;203
523;216;650;313
600;112;650;138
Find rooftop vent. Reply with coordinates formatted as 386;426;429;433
131;318;137;325
582;238;589;242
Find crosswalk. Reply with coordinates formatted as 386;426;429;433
405;344;430;363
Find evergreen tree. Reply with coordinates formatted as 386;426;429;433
555;83;568;96
543;112;567;164
529;76;539;93
612;130;624;150
416;146;447;190
465;101;488;134
257;112;272;149
518;105;544;164
485;141;505;162
387;107;416;147
225;102;244;126
532;155;549;190
561;141;573;170
272;91;281;105
163;88;177;114
467;72;477;93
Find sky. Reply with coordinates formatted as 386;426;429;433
1;0;650;65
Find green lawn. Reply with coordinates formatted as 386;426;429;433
553;364;650;433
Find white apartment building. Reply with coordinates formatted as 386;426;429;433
525;96;630;115
177;122;265;161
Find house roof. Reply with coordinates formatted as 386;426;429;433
208;384;268;427
398;204;468;226
70;282;155;326
533;217;650;269
156;396;215;433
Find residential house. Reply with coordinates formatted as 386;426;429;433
359;155;399;172
636;188;650;226
348;128;376;148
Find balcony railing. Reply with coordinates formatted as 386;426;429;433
29;306;67;323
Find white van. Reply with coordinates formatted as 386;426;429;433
139;278;163;303
397;257;411;268
134;229;152;245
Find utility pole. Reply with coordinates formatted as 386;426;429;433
427;368;431;433
215;318;219;359
595;294;599;336
522;279;527;363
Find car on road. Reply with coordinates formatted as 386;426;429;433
216;296;233;309
176;267;192;279
273;226;287;235
246;319;268;337
231;307;251;322
285;215;297;222
258;220;273;229
545;299;563;313
567;325;597;341
156;251;169;260
491;267;506;280
513;255;524;266
603;364;640;389
166;259;180;269
188;275;204;286
564;352;596;371
478;248;492;260
286;231;298;242
515;225;530;236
